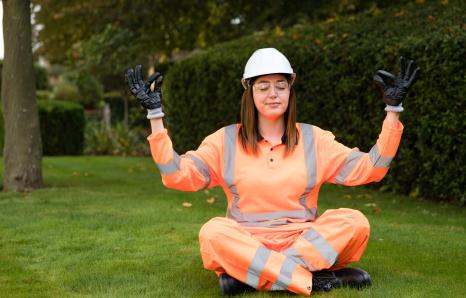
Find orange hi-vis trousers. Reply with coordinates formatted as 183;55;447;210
199;208;370;296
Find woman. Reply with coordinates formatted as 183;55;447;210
125;48;419;296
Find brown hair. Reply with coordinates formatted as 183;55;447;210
239;81;299;155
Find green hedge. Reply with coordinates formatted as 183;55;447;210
163;1;466;204
38;100;85;155
0;99;84;156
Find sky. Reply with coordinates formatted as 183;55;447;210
0;2;4;59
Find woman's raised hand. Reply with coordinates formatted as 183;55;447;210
125;65;165;119
373;56;420;112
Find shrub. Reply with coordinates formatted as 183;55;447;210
52;77;80;102
38;100;85;155
163;1;466;204
103;91;126;123
65;71;104;109
51;71;104;109
34;64;49;90
84;121;150;156
36;90;52;101
0;100;85;156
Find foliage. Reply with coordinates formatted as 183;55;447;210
102;91;125;123
0;157;465;296
52;77;80;102
0;100;84;156
51;72;103;108
36;90;52;101
34;63;49;90
163;0;466;204
38;100;85;155
32;0;405;90
64;71;104;109
84;121;150;156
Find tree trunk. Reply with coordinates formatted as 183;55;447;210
2;0;43;191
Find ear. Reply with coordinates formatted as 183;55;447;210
290;73;297;86
241;78;249;90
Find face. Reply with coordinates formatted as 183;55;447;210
252;74;290;121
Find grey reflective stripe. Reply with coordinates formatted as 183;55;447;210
186;153;211;188
297;123;318;219
229;208;318;227
283;246;316;271
335;150;364;184
369;144;393;168
299;197;318;221
271;258;297;290
246;246;271;288
235;218;290;227
223;124;237;187
302;229;338;266
237;209;311;222
156;150;181;174
271;284;287;291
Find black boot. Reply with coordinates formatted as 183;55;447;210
312;267;372;292
219;274;255;296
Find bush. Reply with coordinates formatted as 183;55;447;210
164;1;466;204
36;90;52;101
38;100;85;155
34;64;49;90
84;121;150;156
0;100;85;156
65;71;104;109
52;71;104;109
52;77;80;102
103;91;126;123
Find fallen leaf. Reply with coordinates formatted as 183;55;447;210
373;207;382;214
182;202;192;208
207;197;216;204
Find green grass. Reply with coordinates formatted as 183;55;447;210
0;156;465;297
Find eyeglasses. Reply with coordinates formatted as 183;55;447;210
253;81;290;95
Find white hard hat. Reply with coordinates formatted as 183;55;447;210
242;48;295;88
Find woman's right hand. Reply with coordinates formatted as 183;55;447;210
125;65;165;119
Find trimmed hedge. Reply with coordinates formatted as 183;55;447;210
0;99;84;156
164;1;466;204
38;100;85;155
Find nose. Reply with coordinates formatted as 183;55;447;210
269;85;279;97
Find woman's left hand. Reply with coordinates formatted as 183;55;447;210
373;56;420;112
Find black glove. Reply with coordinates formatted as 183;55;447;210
125;65;164;119
373;56;420;112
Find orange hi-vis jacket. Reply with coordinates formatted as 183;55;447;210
148;118;403;228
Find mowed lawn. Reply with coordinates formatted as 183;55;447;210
0;156;465;298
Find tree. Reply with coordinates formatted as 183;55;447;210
32;0;406;92
2;0;43;191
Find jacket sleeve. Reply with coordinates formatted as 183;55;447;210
147;128;222;191
318;119;404;186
